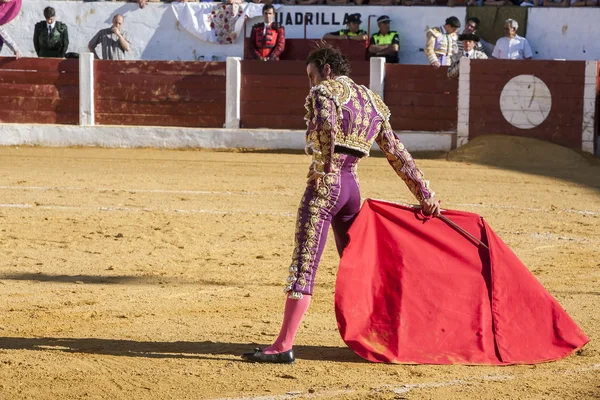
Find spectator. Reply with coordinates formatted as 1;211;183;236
0;25;19;58
492;19;532;60
538;0;570;6
425;16;460;68
250;4;285;61
480;0;508;5
33;7;69;58
369;0;397;4
368;16;399;64
448;33;488;79
296;0;324;5
323;14;367;41
571;0;598;5
458;17;485;54
88;14;131;60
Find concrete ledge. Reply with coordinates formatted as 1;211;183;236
0;124;454;152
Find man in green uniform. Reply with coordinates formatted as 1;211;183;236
322;13;368;42
33;7;69;58
368;15;400;63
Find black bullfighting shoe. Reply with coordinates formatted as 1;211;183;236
241;348;295;364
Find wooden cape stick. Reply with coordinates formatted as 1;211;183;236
368;200;490;250
436;214;489;250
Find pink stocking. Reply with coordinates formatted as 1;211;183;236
263;294;312;354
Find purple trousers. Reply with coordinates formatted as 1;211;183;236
285;154;361;298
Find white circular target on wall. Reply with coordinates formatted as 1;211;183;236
499;75;552;129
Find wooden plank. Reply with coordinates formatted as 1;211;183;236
385;65;450;81
241;60;369;77
385;92;457;107
0;110;78;124
387;105;456;120
243;75;311;89
386;80;458;94
241;87;307;102
0;71;78;86
96;113;223;128
470;82;583;98
0;97;78;113
389;116;456;132
0;83;79;99
95;86;225;103
94;60;226;76
95;99;225;116
352;75;370;86
241;114;305;130
469;111;582;126
241;100;305;116
470;59;571;75
242;60;307;75
95;72;226;91
0;57;78;73
469;73;583;85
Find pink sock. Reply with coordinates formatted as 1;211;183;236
263;294;312;354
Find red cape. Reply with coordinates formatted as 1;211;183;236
335;199;589;365
0;0;21;26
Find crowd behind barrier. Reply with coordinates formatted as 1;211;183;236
69;0;600;7
1;1;600;63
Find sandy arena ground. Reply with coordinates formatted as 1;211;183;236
0;136;598;400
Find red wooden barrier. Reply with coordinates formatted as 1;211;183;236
384;65;458;132
0;57;79;125
469;60;585;148
596;62;600;153
240;60;369;130
94;60;226;128
244;38;368;61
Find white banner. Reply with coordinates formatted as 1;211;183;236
171;2;279;45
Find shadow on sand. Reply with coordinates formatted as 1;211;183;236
0;337;365;363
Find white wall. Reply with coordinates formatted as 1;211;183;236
1;2;599;63
0;0;244;61
1;1;463;63
0;124;453;152
527;8;600;61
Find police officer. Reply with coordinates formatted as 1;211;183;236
33;7;69;58
250;4;285;61
323;13;368;42
369;15;399;64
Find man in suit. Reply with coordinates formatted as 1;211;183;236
33;7;69;58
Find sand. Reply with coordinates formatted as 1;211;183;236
0;136;598;400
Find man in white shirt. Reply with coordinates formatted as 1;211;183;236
492;19;533;60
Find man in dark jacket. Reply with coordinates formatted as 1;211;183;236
33;7;69;58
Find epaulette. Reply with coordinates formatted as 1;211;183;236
426;27;442;38
310;79;342;107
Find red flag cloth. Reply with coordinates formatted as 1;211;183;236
335;199;589;365
0;0;21;25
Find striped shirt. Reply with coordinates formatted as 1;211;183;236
88;28;130;60
0;26;19;54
